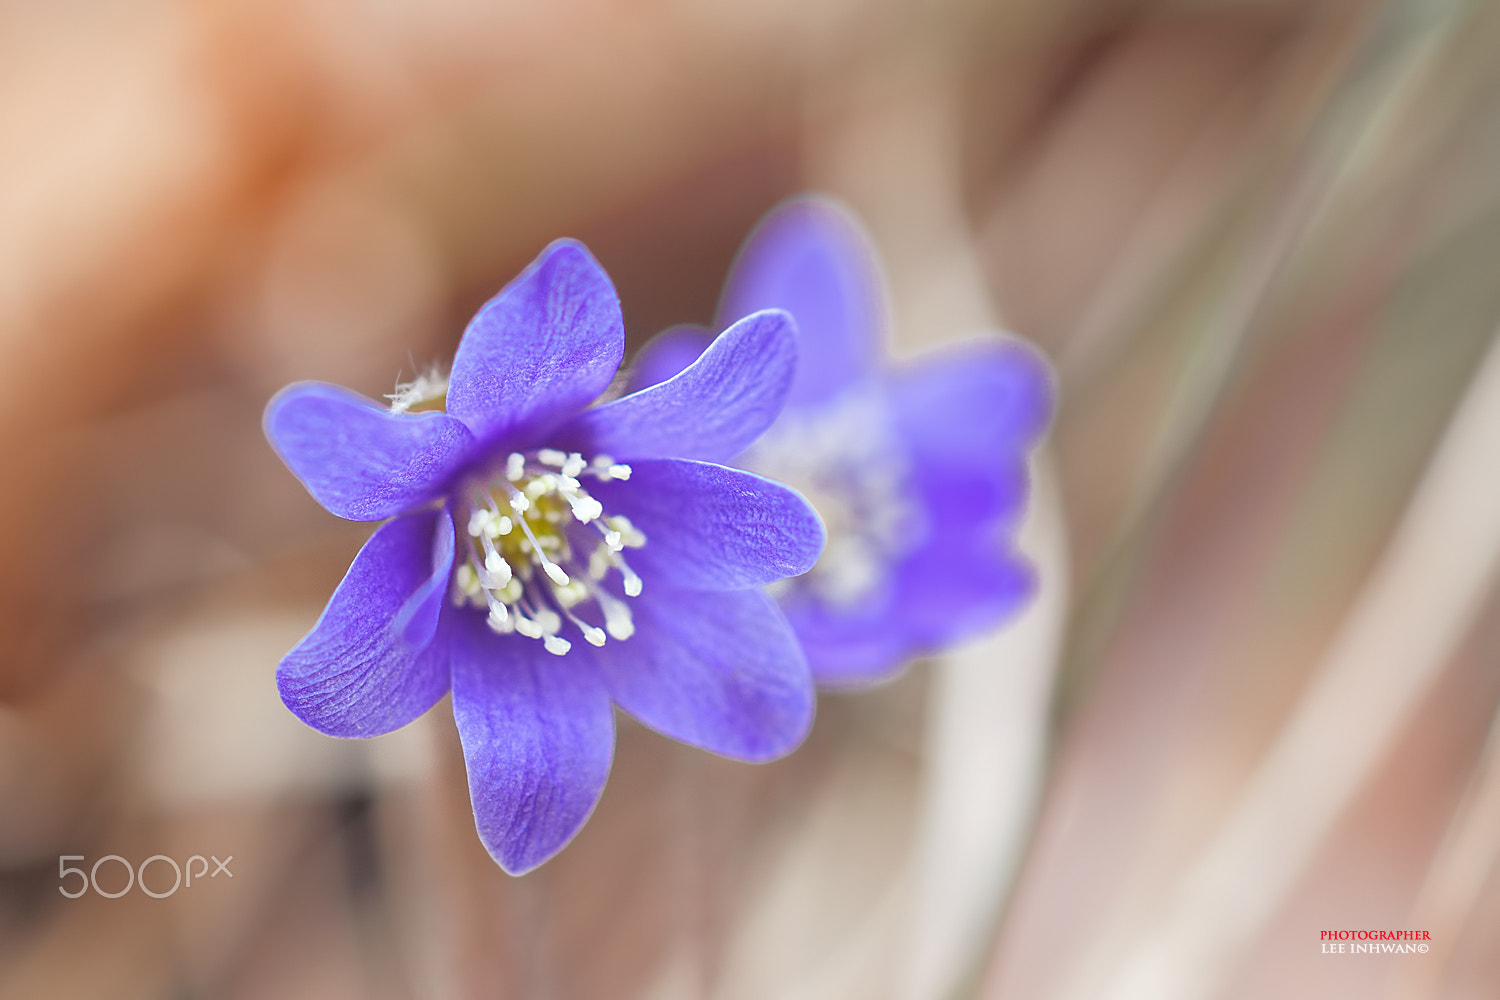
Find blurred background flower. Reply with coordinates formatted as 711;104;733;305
4;0;1500;998
630;196;1054;687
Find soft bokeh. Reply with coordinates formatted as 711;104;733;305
4;0;1500;997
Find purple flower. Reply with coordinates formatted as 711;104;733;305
264;239;824;873
629;197;1053;686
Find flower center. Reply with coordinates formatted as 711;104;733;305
744;391;917;607
453;450;645;656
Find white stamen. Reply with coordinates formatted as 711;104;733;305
553;580;589;608
597;591;636;640
622;570;643;598
605;613;634;641
605;515;645;548
555;600;608;647
588;546;611;580
456;449;649;657
484;552;512;586
570;496;604;523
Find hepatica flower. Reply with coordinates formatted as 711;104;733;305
631;197;1053;685
265;240;824;874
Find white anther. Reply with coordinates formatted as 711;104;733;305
487;607;514;634
599;593;635;640
553;582;586;608
606;515;645;548
457;453;655;654
570;496;604;523
484;552;512;586
588;546;611;580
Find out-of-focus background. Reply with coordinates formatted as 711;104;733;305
4;0;1500;997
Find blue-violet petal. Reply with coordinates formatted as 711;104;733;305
782;504;1036;687
264;383;476;521
450;614;616;875
591;458;825;591
888;337;1054;465
622;323;713;395
277;509;455;737
447;239;624;447
597;585;813;762
555;309;796;463
894;527;1036;652
716;196;884;408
